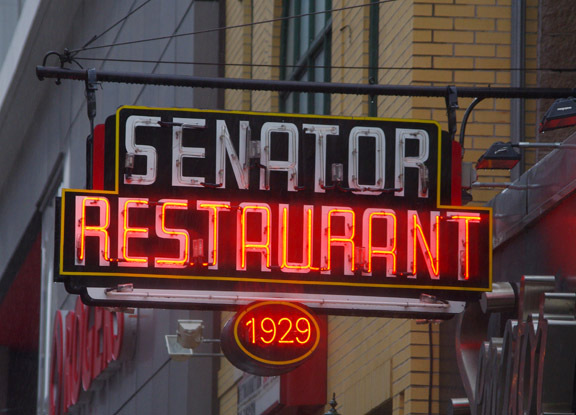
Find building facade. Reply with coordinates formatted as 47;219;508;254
0;0;574;414
0;1;221;414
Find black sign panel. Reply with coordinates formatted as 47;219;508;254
56;107;492;306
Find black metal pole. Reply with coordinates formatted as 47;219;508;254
36;66;576;100
85;68;98;190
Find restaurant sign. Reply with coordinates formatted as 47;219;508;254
56;107;491;313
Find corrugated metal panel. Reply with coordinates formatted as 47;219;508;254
490;130;576;248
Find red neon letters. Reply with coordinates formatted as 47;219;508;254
73;194;485;281
245;316;313;345
155;199;190;267
49;297;131;415
119;198;149;267
75;196;110;266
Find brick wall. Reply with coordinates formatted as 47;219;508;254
375;0;415;119
224;0;251;111
411;0;539;204
330;0;368;117
326;317;440;415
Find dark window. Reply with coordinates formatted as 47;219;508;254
366;398;393;415
280;0;332;114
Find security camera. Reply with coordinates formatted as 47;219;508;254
177;320;204;349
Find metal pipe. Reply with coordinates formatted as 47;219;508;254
459;97;484;152
513;142;576;149
36;66;576;99
448;398;470;415
471;182;513;188
510;0;526;178
480;282;517;313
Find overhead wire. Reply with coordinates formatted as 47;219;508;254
111;358;171;415
67;0;575;80
69;0;398;54
131;0;198;103
79;0;154;50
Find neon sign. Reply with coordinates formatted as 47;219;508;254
220;301;321;376
56;107;492;306
63;192;489;284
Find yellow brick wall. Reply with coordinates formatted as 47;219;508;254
521;0;540;168
251;1;280;112
413;0;511;204
410;0;539;204
376;0;414;119
225;1;282;113
326;317;440;415
225;0;252;111
331;0;367;117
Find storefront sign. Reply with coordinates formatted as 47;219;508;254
49;297;136;415
56;107;492;308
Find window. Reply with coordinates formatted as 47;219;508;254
280;0;332;115
366;398;392;415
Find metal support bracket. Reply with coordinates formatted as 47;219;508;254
85;68;99;189
445;86;459;141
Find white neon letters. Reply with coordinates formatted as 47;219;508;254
302;124;339;193
124;115;160;185
124;120;430;198
171;117;206;187
348;127;386;195
259;122;299;191
395;129;430;198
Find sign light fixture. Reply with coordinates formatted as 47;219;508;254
476;141;521;170
539;97;576;133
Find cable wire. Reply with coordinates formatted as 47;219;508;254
69;0;397;54
72;56;576;73
80;0;154;50
428;323;433;415
112;358;171;415
130;0;197;104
